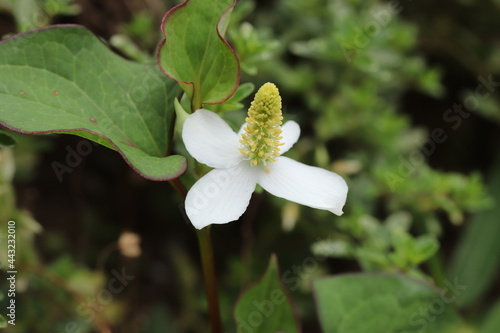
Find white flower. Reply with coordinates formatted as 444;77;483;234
182;83;348;229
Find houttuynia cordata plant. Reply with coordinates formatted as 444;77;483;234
1;0;498;332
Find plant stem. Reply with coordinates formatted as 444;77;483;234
170;179;222;332
191;89;202;112
196;226;222;333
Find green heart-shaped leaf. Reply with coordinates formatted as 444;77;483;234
233;254;300;333
0;25;186;181
0;131;16;147
313;274;463;333
157;0;240;109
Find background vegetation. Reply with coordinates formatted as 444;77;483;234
0;0;499;332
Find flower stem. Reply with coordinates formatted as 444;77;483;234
196;226;222;333
170;179;222;332
191;90;202;113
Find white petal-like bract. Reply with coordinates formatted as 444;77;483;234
279;120;301;155
185;163;259;229
258;156;348;215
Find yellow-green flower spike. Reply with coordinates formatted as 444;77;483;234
239;82;284;168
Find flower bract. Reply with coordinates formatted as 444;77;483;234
182;83;348;229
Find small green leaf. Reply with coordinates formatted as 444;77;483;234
206;82;255;113
389;230;439;268
158;0;240;109
412;235;439;264
234;254;300;333
173;98;190;140
390;229;414;268
313;274;463;333
0;26;186;181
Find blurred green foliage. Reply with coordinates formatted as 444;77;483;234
313;274;465;332
0;0;79;31
1;0;499;332
225;0;498;330
227;0;491;274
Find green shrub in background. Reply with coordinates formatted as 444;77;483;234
1;0;499;332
